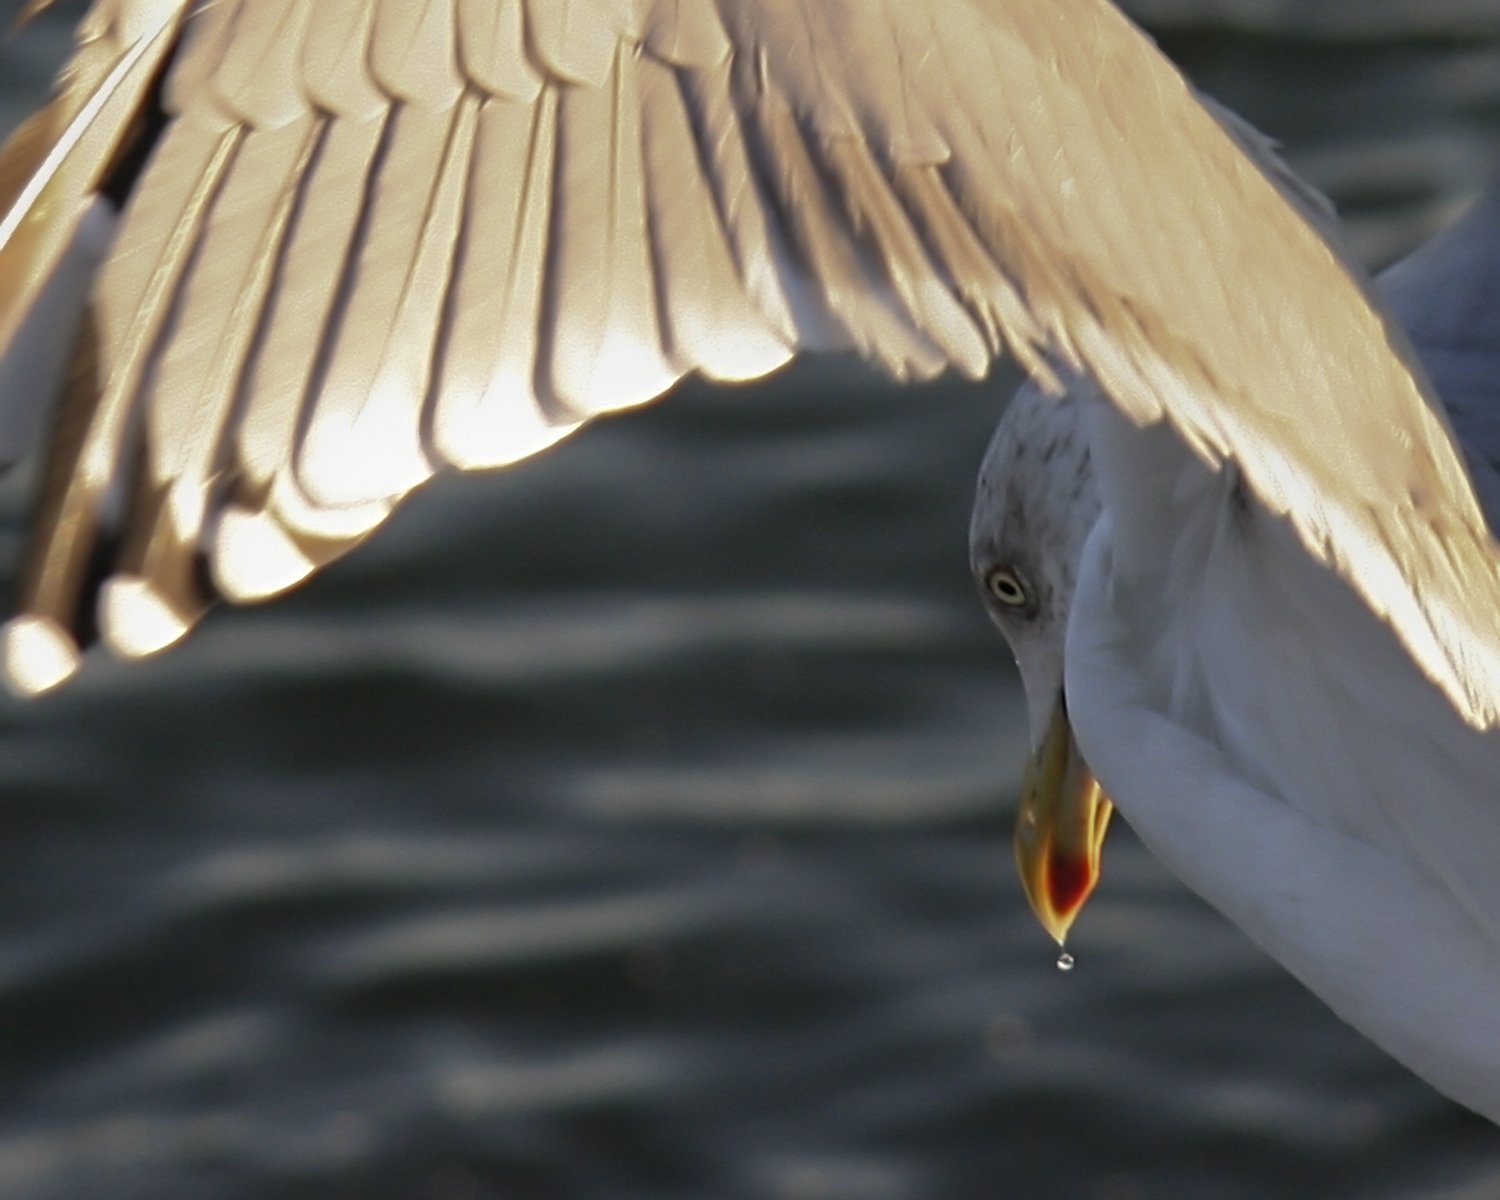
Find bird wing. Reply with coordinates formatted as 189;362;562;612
3;0;1498;717
1378;190;1500;523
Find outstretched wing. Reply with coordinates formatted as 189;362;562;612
2;0;1497;722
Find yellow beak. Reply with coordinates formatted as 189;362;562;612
1014;697;1114;945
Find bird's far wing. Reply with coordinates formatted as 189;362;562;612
1377;189;1500;521
4;0;1500;722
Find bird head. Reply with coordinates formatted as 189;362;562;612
971;380;1113;945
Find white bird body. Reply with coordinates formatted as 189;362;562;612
6;0;1500;1122
1077;391;1500;1121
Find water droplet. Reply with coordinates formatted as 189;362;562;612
1056;951;1075;972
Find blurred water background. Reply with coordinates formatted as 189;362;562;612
1;3;1499;1198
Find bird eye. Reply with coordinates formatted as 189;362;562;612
984;565;1030;609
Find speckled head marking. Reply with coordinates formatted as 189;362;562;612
970;379;1101;749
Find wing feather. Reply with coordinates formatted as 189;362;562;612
3;110;238;691
208;0;312;128
823;136;990;379
160;0;240;124
293;100;472;509
639;2;731;69
0;2;185;384
522;0;637;89
431;89;576;470
370;0;464;109
214;113;391;599
300;0;386;120
672;60;812;348
455;0;542;101
742;75;945;381
226;117;384;501
101;114;322;657
546;42;678;416
638;56;790;383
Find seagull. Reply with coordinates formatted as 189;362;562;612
4;0;1500;1121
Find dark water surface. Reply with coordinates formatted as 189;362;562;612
2;3;1500;1198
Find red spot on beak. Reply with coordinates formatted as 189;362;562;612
1047;851;1093;921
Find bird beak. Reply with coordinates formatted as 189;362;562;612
1014;695;1114;945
